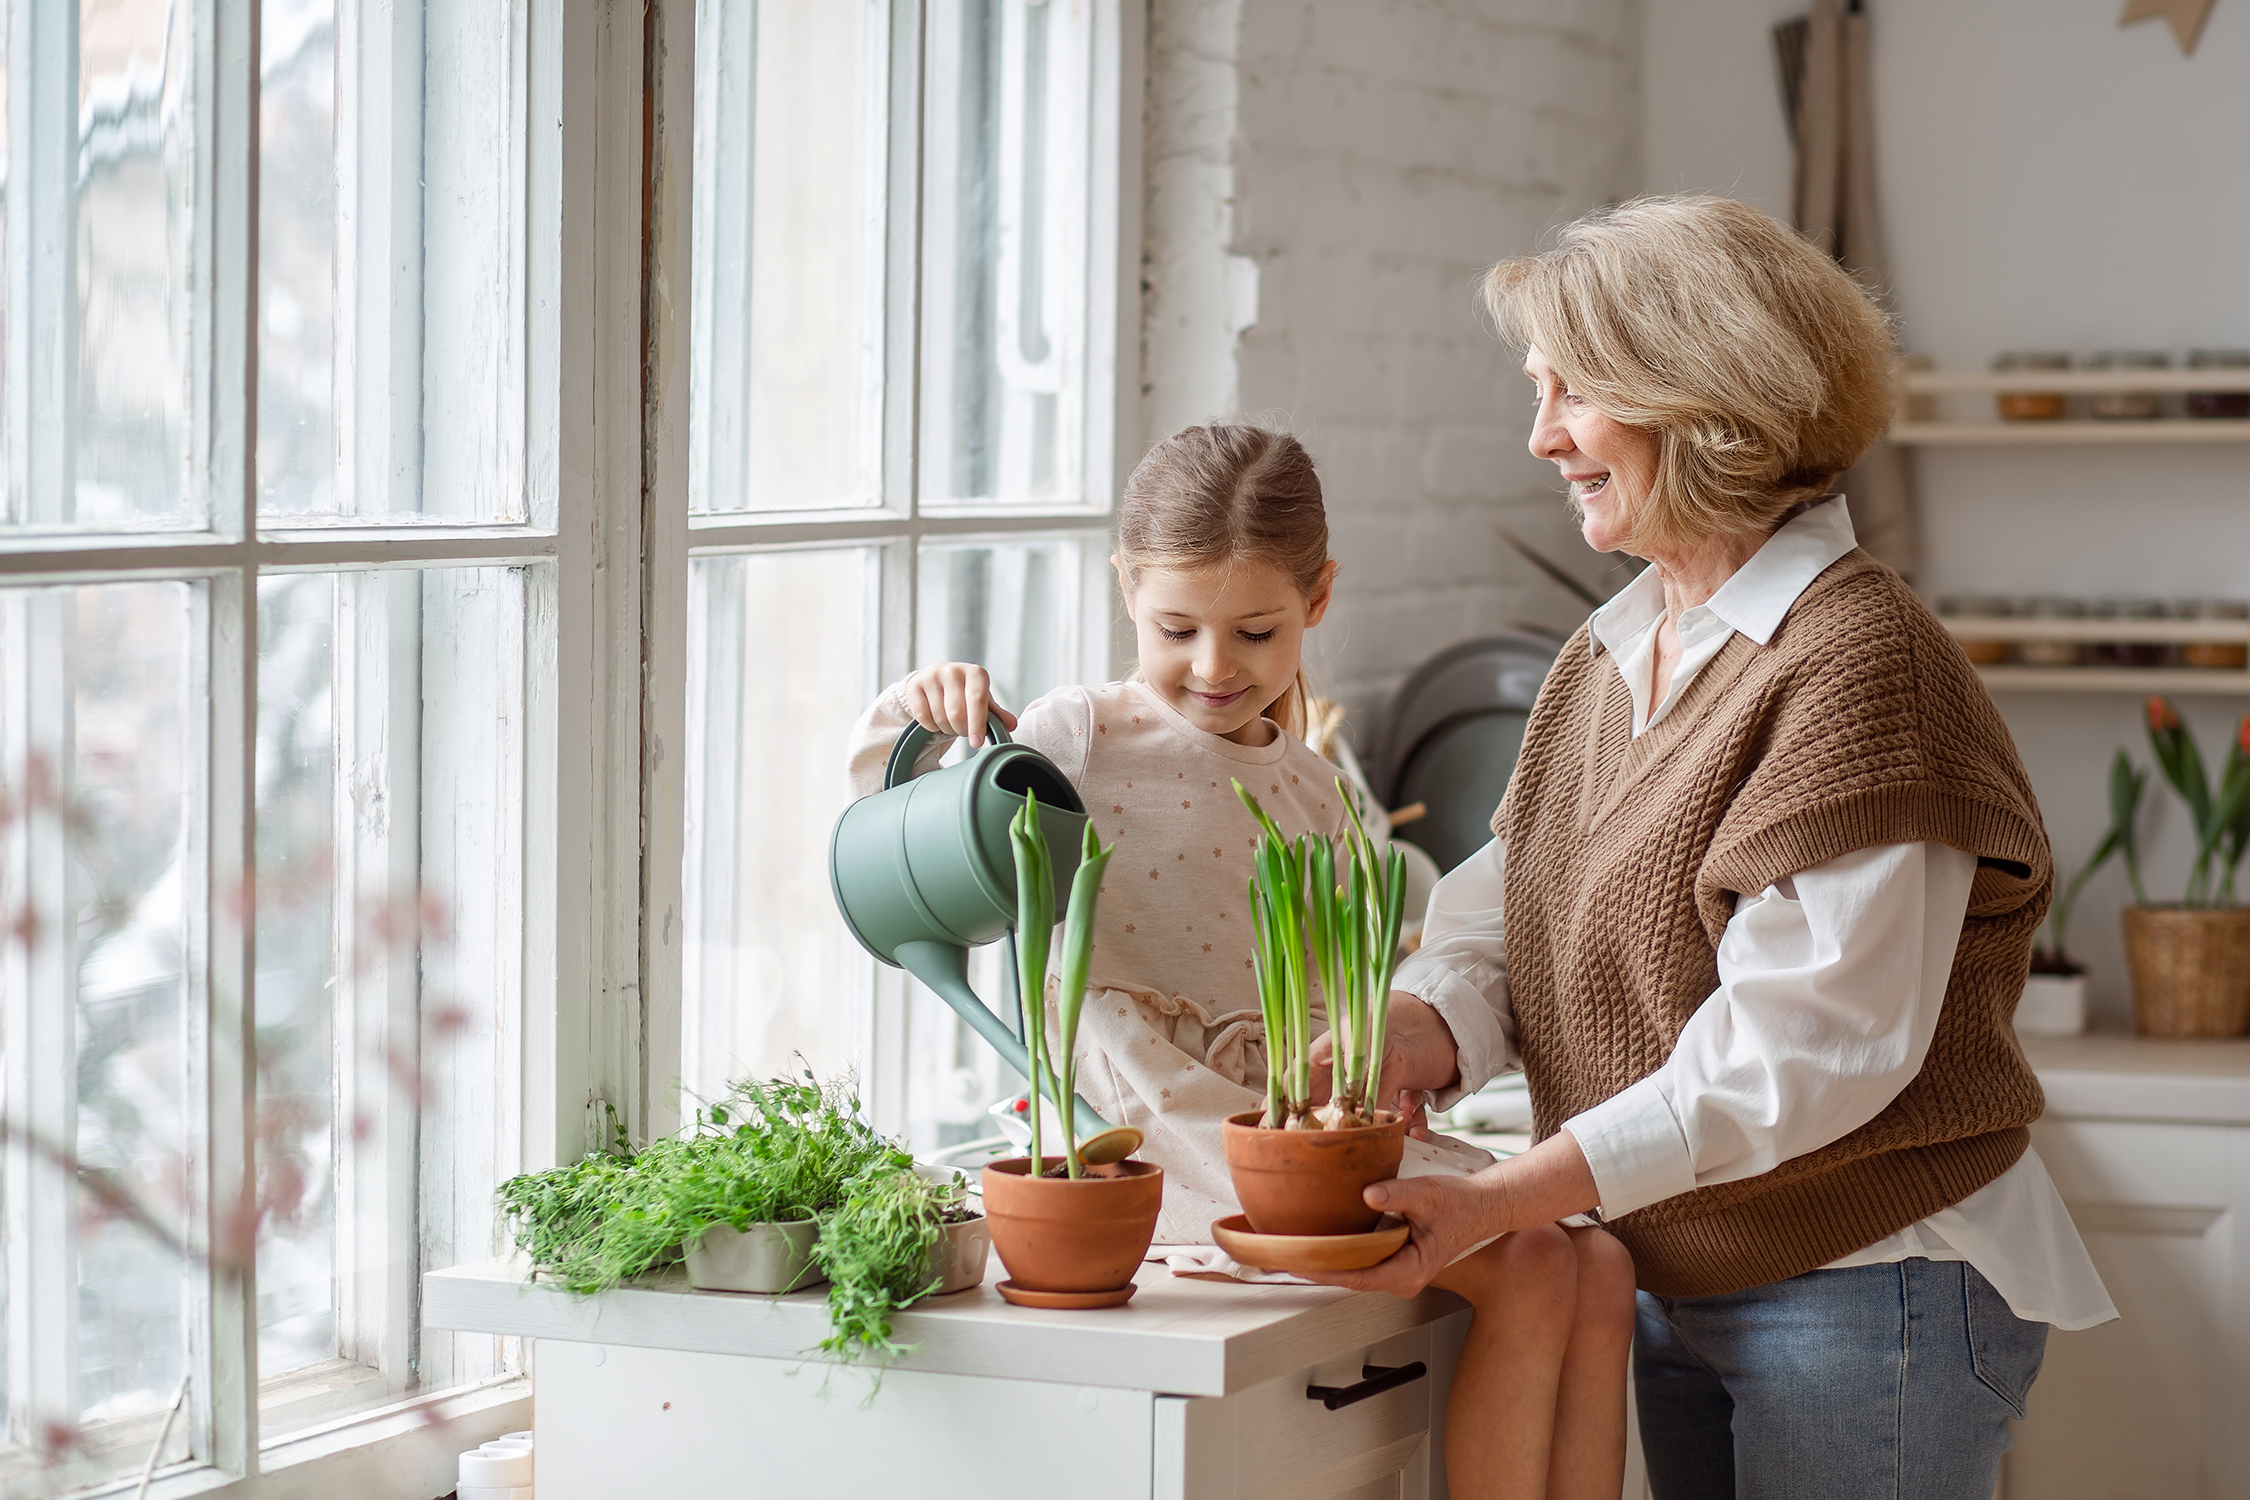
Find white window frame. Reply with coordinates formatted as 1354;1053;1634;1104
0;0;1143;1490
641;0;1145;1141
0;2;651;1494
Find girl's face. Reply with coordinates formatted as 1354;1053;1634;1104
1524;346;1662;556
1118;556;1335;746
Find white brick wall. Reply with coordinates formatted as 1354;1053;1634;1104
1140;0;1642;735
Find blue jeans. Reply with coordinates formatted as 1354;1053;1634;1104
1633;1259;2048;1500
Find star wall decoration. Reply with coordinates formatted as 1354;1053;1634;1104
2119;0;2217;54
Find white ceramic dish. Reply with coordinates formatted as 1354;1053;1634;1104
926;1214;991;1294
684;1218;826;1294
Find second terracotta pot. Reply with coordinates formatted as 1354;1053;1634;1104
979;1159;1164;1294
1221;1110;1407;1236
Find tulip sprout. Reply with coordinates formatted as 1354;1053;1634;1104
1236;777;1409;1129
1008;791;1116;1179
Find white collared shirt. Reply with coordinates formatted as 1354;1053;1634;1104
1395;498;2116;1329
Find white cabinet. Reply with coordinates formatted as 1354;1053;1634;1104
2007;1036;2250;1500
425;1257;1476;1500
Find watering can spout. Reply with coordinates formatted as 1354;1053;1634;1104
893;939;1108;1140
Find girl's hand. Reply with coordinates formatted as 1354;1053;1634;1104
900;663;1019;747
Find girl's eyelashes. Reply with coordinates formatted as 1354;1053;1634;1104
1157;625;1277;643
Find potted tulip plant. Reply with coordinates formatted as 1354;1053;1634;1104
2118;699;2250;1038
1219;780;1410;1239
978;794;1163;1309
2023;752;2146;1037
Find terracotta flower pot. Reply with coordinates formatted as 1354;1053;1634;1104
1221;1110;1407;1236
978;1159;1163;1294
2122;906;2250;1038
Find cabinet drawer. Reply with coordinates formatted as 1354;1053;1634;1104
1159;1325;1442;1500
535;1340;1154;1500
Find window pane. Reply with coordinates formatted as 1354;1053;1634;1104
919;0;1094;509
75;0;199;528
257;1;528;525
1;580;199;1484
681;549;874;1105
690;0;888;516
253;567;525;1441
906;534;1099;1148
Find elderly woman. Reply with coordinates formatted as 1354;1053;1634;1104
1313;197;2115;1498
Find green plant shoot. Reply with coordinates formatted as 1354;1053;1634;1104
1052;819;1116;1179
1235;777;1409;1128
2143;698;2250;908
1008;792;1056;1172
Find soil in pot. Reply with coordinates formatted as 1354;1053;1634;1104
979;1159;1162;1299
2123;906;2250;1038
1221;1110;1407;1237
684;1218;825;1294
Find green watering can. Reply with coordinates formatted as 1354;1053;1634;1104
830;717;1115;1142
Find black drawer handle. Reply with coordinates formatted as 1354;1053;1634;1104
1305;1361;1428;1411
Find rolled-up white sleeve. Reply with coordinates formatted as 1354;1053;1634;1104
1391;838;1518;1110
1564;840;1979;1220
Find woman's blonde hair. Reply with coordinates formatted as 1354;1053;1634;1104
1483;195;1896;554
1116;424;1329;739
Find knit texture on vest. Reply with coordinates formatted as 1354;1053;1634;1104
1499;550;2051;1298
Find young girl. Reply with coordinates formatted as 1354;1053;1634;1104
845;424;1632;1500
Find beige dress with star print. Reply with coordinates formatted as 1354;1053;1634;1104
847;678;1491;1243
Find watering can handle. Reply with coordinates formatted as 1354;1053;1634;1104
883;713;1014;791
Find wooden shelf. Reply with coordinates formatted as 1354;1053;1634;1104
1974;666;2250;695
1903;369;2250;395
1891;419;2250;445
1941;616;2250;644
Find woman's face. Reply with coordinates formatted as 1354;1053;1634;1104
1117;556;1335;746
1524;347;1662;556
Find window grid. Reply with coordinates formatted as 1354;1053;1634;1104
659;0;1138;1142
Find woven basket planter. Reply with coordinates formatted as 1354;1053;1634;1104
2122;906;2250;1038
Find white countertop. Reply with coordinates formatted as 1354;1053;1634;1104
424;1254;1464;1397
2024;1030;2250;1125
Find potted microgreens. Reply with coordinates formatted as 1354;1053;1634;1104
1219;779;1410;1237
2022;752;2146;1037
496;1073;985;1362
2118;698;2250;1037
978;792;1164;1309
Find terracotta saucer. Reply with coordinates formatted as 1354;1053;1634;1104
1210;1213;1409;1273
995;1280;1138;1309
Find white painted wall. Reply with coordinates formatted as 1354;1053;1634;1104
1640;0;2250;1027
1140;0;1643;721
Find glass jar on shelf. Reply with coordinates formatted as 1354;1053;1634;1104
1992;353;2070;421
2182;599;2250;670
2089;598;2169;667
2186;350;2250;420
2013;596;2085;666
2082;351;2169;420
1936;595;2013;665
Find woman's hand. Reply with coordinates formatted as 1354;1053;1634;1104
900;663;1018;747
1308;993;1461;1136
1292;1131;1603;1296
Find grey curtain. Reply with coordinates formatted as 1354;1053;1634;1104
1776;0;1917;579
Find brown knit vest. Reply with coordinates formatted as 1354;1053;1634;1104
1498;550;2051;1298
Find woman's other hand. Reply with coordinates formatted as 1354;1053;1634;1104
900;663;1019;747
1309;992;1460;1136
